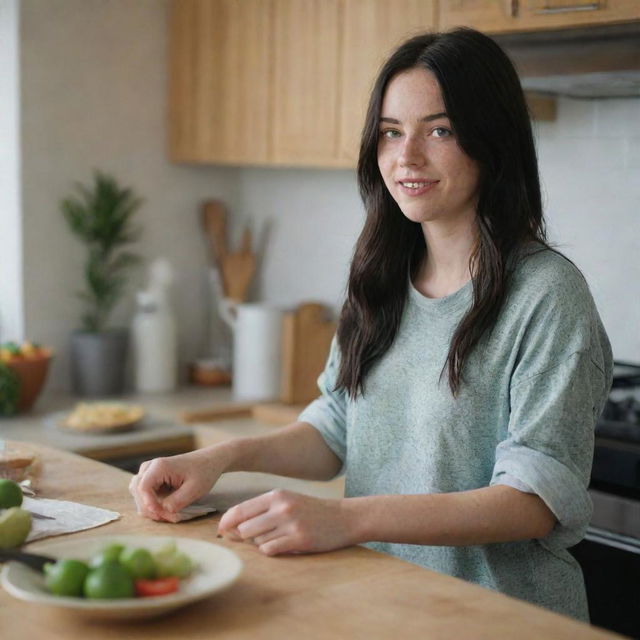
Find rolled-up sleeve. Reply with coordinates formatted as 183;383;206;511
491;350;610;549
298;336;348;470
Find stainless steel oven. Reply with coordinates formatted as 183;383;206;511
569;362;640;639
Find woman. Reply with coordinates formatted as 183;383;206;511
130;28;612;621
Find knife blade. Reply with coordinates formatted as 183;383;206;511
0;548;56;572
28;511;55;520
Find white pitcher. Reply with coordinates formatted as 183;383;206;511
227;303;283;402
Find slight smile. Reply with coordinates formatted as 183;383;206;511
397;180;439;196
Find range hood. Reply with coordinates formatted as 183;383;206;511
493;22;640;99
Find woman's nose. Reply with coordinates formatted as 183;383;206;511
398;135;425;167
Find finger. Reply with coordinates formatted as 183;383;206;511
136;494;167;521
218;491;275;533
161;481;201;514
128;473;148;502
129;469;180;522
137;486;165;518
236;511;280;540
146;501;182;523
138;460;152;475
128;474;139;496
258;535;297;557
252;527;282;546
220;527;242;542
136;462;175;513
133;480;172;521
128;474;159;519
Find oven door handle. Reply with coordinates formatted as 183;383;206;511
586;526;640;555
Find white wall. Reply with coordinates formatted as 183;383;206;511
534;97;640;361
0;0;24;343
235;167;363;310
19;0;239;390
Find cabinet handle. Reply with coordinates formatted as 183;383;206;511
532;2;602;14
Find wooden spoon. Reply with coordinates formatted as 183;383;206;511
222;227;256;303
202;201;228;271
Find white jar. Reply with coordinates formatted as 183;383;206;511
132;289;177;393
232;304;282;402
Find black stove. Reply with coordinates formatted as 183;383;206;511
595;362;640;443
591;362;640;501
570;361;640;638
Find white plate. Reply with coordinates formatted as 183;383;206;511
0;534;242;621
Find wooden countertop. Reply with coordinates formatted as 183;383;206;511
0;441;625;639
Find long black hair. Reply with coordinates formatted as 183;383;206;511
336;28;548;398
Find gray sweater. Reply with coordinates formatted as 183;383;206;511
299;246;613;622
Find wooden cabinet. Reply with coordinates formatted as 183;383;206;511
169;0;437;168
168;0;272;164
169;0;344;167
271;0;341;166
439;0;640;35
338;0;436;163
169;0;637;168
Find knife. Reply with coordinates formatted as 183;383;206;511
28;511;55;520
0;548;56;572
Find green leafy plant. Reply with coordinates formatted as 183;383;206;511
0;363;19;417
61;171;143;332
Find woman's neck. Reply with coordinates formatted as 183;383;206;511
413;219;478;299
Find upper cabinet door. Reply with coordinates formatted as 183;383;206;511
338;1;437;164
168;1;637;168
439;0;640;34
271;0;342;166
168;0;272;164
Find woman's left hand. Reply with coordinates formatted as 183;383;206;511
217;489;356;556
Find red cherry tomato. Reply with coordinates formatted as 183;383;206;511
134;577;180;597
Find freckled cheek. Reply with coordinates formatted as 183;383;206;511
377;161;392;192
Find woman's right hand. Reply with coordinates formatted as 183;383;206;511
129;447;226;522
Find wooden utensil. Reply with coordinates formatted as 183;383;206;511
201;200;256;303
221;226;256;303
280;302;336;405
202;201;228;270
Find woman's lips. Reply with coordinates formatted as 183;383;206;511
397;180;438;197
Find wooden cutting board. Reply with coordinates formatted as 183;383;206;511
280;302;336;405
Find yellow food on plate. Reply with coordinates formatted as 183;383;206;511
62;403;144;432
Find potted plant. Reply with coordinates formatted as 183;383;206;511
61;170;143;397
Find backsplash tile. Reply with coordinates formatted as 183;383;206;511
534;96;640;361
595;99;640;137
548;97;598;138
625;137;640;169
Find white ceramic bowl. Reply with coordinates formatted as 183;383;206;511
1;534;242;620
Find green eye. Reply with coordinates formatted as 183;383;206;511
432;127;452;138
380;129;401;139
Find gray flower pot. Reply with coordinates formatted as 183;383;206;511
70;329;129;397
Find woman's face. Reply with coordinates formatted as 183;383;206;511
377;67;481;228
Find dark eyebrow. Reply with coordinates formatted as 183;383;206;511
379;112;448;124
